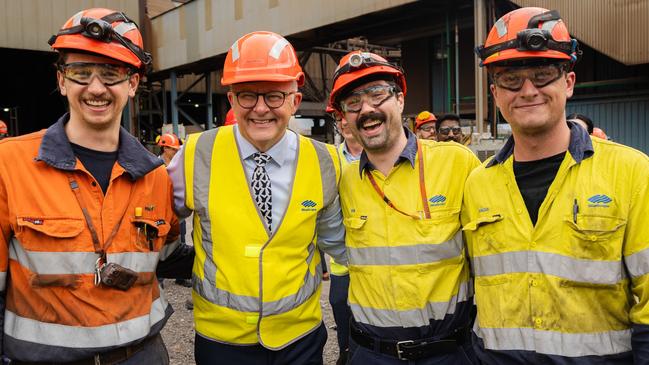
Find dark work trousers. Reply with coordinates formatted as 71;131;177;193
195;323;327;365
319;249;328;276
348;335;477;365
329;273;351;354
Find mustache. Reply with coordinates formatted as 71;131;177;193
356;111;387;129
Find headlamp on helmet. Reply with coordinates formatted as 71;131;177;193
332;52;403;82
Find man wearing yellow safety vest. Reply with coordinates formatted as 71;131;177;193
330;50;480;364
167;31;347;364
465;7;649;364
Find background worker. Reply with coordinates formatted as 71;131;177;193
465;7;649;364
167;31;347;364
436;113;464;143
566;112;593;134
157;132;181;166
414;110;437;140
0;121;7;139
331;50;480;364
0;8;192;364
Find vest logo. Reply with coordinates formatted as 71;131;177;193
478;207;489;213
301;200;317;212
429;195;447;207
587;194;612;208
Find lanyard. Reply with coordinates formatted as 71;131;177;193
365;141;431;220
67;174;135;260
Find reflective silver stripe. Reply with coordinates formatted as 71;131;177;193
0;272;6;291
473;251;624;285
10;237;159;274
475;325;632;357
159;237;181;261
268;38;289;60
230;41;240;62
349;231;462;266
625;247;649;278
193;129;219;296
113;22;137;37
351;280;472;328
495;18;507;38
4;296;169;348
194;243;322;314
71;11;84;26
310;140;337;208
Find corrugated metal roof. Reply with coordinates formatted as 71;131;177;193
511;0;649;65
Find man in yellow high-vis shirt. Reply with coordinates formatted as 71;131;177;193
330;50;480;364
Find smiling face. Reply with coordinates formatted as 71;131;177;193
57;52;139;131
228;81;302;152
341;80;404;153
489;63;575;137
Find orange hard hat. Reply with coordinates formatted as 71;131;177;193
591;127;608;140
329;51;406;111
48;8;151;70
0;120;7;134
415;111;437;130
157;133;181;149
224;109;237;126
476;7;580;66
221;31;304;86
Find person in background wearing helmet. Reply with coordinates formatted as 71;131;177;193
0;8;193;364
0;121;7;139
414;111;437;140
167;31;346;364
224;108;237;126
157;132;181;166
465;7;649;364
331;50;480;364
566;112;594;134
436;114;464;143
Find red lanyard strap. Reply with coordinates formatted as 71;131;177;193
365;141;431;220
67;174;135;258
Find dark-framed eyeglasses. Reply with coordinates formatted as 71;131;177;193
340;85;396;113
492;63;565;91
235;91;296;109
439;126;462;135
59;62;133;86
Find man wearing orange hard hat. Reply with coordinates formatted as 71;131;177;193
0;8;192;364
0;120;7;139
414;110;437;140
168;31;346;364
224;109;237;126
465;7;649;364
157;132;181;166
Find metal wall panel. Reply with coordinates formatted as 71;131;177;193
512;0;649;65
0;0;139;52
567;95;649;153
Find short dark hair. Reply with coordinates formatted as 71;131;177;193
436;113;461;133
567;113;594;134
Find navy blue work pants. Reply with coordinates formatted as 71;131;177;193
195;323;327;365
329;273;351;354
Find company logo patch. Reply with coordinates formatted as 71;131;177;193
301;200;317;212
587;194;612;207
429;195;447;207
478;207;489;213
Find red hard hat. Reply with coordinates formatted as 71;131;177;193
224;109;237;126
591;127;608;140
415;111;437;130
476;7;580;66
157;133;181;149
0;120;7;134
329;51;406;111
48;8;151;70
221;31;304;86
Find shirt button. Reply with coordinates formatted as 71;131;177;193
589;235;598;241
530;279;538;287
516;209;523;214
384;180;390;186
530;241;537;248
534;318;543;326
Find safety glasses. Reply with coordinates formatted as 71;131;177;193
491;63;565;91
418;125;435;132
59;62;133;86
340;85;395;113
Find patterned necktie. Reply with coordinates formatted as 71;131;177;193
252;152;273;231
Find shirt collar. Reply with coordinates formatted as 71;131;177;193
234;124;293;167
37;113;163;180
359;126;417;176
487;120;594;168
340;141;361;163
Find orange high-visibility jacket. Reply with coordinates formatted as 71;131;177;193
0;115;180;362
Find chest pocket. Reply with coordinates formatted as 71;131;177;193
130;217;171;252
15;216;85;251
563;214;626;260
343;216;368;248
463;214;506;256
415;208;461;244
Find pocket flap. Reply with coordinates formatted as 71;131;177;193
343;217;367;230
463;214;504;231
131;217;171;237
565;215;626;233
17;216;84;238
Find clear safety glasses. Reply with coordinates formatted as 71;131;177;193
340;85;396;113
59;62;133;86
491;63;565;91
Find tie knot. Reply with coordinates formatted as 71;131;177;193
253;152;271;166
